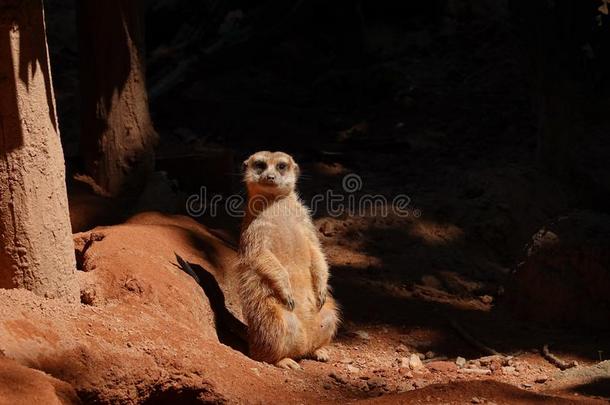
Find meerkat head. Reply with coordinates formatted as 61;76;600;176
243;151;300;197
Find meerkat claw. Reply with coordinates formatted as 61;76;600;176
316;290;327;310
284;295;295;311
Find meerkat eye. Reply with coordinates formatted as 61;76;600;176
277;162;287;171
253;160;267;171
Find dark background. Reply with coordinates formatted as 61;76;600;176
44;0;610;333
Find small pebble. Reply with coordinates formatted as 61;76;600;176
398;368;413;378
479;295;493;304
396;382;411;393
409;354;424;370
456;356;467;368
319;220;336;237
395;344;409;353
458;368;491;375
367;377;386;389
501;366;516;375
346;365;360;373
329;372;348;384
353;330;370;340
427;361;457;373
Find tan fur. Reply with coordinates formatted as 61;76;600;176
237;151;340;368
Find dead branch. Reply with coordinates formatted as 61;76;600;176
450;320;502;356
541;344;578;370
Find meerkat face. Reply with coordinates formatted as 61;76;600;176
243;151;300;195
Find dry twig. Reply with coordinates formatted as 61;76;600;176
541;344;578;370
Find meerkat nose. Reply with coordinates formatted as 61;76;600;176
266;174;276;181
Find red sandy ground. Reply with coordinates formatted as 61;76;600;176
0;209;607;404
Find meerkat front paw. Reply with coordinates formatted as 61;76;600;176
276;358;301;370
279;292;295;311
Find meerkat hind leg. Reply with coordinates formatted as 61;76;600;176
276;358;301;370
311;347;330;362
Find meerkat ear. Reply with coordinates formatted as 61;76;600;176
293;163;300;178
242;159;249;171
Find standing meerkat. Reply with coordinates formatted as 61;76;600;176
238;151;340;369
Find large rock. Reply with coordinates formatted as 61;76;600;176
0;213;319;403
0;357;79;405
508;210;610;329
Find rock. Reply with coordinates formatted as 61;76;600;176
323;383;332;390
425;350;436;359
417;353;426;361
80;285;97;305
535;376;548;384
479;295;494;304
339;357;354;364
420;274;443;289
501;366;516;375
478;355;506;366
426;361;458;373
396;382;411;393
399;357;410;369
329;372;348;384
458;368;492;375
318;220;337;237
489;360;502;373
409;354;424;370
471;397;483;404
353;330;370;340
359;381;370;392
346;365;360;373
469;360;481;368
367;378;386;389
0;358;79;405
455;356;467;368
508;210;610;330
395;344;409;353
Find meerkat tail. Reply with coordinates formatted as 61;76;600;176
175;253;200;284
175;253;248;342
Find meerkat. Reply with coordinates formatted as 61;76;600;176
238;151;340;370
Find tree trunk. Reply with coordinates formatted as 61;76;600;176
77;0;157;198
511;0;610;206
0;0;78;300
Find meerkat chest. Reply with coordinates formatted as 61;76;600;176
263;214;311;268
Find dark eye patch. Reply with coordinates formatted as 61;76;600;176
253;160;267;171
276;162;288;171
